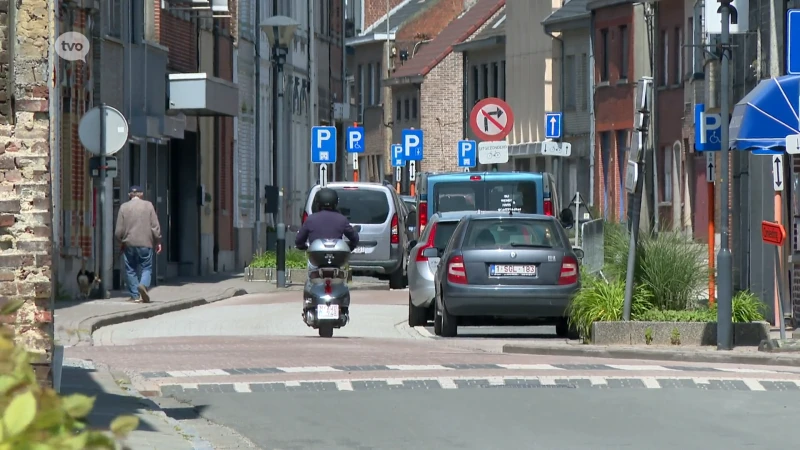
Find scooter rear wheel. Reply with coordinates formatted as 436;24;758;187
318;324;334;338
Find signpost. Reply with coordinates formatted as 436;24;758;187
694;104;722;152
786;133;800;154
787;9;800;75
346;123;364;181
772;154;784;191
706;151;716;305
541;141;571;157
78;104;129;298
706;152;716;182
544;112;562;140
312;125;337;188
469;97;515;142
478;141;509;165
402;128;424;160
457;140;477;168
409;160;416;182
391;144;405;194
762;220;788;339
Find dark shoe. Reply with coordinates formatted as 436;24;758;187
137;284;150;303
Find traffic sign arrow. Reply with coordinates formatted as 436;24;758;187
549;116;557;135
488;107;503;118
774;156;782;187
319;164;328;187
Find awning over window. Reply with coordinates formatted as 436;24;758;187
730;74;800;151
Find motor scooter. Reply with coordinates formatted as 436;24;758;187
301;239;351;337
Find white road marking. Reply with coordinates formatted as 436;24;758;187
335;381;354;391
640;377;661;389
742;379;766;391
413;326;435;338
715;368;778;374
283;380;301;387
386;364;452;371
277;366;342;373
538;376;556;386
233;383;252;393
496;364;563;370
606;365;677;372
693;378;710;385
587;376;608;386
437;378;458;389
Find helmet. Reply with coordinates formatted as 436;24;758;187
316;188;338;210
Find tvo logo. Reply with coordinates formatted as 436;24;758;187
695;104;721;151
55;32;90;62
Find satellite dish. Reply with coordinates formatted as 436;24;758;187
78;105;129;156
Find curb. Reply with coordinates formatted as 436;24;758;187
78;287;249;346
502;344;800;368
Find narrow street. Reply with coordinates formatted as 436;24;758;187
66;288;800;449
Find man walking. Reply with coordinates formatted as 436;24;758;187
115;185;162;303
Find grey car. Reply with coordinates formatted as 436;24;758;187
304;182;408;289
431;212;583;337
406;212;471;327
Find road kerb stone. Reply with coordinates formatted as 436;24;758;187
78;287;249;346
502;344;800;368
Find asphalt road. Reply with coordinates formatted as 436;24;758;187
66;286;800;450
169;388;794;450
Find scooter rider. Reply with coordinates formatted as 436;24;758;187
295;188;360;255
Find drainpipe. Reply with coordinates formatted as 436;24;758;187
545;31;565;194
588;15;595;208
462;52;469;140
254;0;262;253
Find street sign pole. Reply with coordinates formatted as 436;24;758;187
98;104;107;297
706;151;716;305
762;220;787;340
716;0;734;350
352;122;359;181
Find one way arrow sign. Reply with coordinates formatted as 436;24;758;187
706;152;715;183
773;154;784;191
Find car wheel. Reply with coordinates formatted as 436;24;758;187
389;266;405;289
433;291;443;336
408;294;428;327
439;296;457;338
555;318;579;339
318;324;334;338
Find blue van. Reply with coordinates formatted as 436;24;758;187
413;172;570;234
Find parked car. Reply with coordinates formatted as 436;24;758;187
303;182;409;289
400;195;417;236
431;211;583;337
406;212;472;327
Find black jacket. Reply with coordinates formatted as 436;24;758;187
295;209;360;250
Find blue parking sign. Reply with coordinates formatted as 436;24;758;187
391;144;405;167
457;140;476;167
402;129;424;161
346;126;365;153
311;126;337;163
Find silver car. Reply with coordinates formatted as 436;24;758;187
304;182;408;289
406;211;471;326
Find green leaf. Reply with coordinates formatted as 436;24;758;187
2;389;37;437
61;394;95;419
109;415;139;438
63;432;89;450
0;375;19;395
0;299;24;316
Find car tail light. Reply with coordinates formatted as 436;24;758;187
559;255;579;285
543;199;554;216
469;175;482;181
302;212;308;224
418;202;428;230
324;279;332;295
390;214;399;244
415;222;438;262
447;255;468;284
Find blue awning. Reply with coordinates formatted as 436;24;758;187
730;74;800;150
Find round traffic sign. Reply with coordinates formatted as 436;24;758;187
78;105;130;156
469;97;514;142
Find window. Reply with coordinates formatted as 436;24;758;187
465;219;566;249
357;64;364;121
433;181;539;214
106;0;121;38
564;55;576;109
661;31;669;86
404;99;410;120
674;27;682;83
687;17;696;75
411;97;418;119
482;64;489;99
367;63;375;105
619;25;629;80
491;62;499;98
472;66;479;105
500;61;506;100
312;187;390;224
374;61;382;104
600;28;609;81
396;99;402;120
662;146;673;203
580;53;589;110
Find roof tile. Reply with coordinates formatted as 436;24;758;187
390;0;505;80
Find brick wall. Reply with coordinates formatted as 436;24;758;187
216;33;234;255
365;0;405;31
419;52;463;173
395;0;462;41
0;0;55;387
158;5;197;72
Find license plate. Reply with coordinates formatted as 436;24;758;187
490;264;537;276
352;247;366;254
317;304;340;320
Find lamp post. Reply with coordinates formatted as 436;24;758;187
261;16;299;289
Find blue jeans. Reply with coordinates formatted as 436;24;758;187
123;246;153;299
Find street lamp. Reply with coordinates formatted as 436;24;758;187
261;15;299;289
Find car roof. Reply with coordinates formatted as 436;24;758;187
400;195;415;202
430;211;474;222
462;212;556;221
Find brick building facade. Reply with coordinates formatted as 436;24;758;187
1;0;56;385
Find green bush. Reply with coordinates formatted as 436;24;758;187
567;273;654;340
249;249;308;269
0;300;139;449
602;221;633;282
709;290;766;323
638;232;707;311
637;309;716;322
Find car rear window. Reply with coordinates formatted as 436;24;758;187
312;188;390;224
464;219;565;249
433;181;538;213
432;222;459;250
